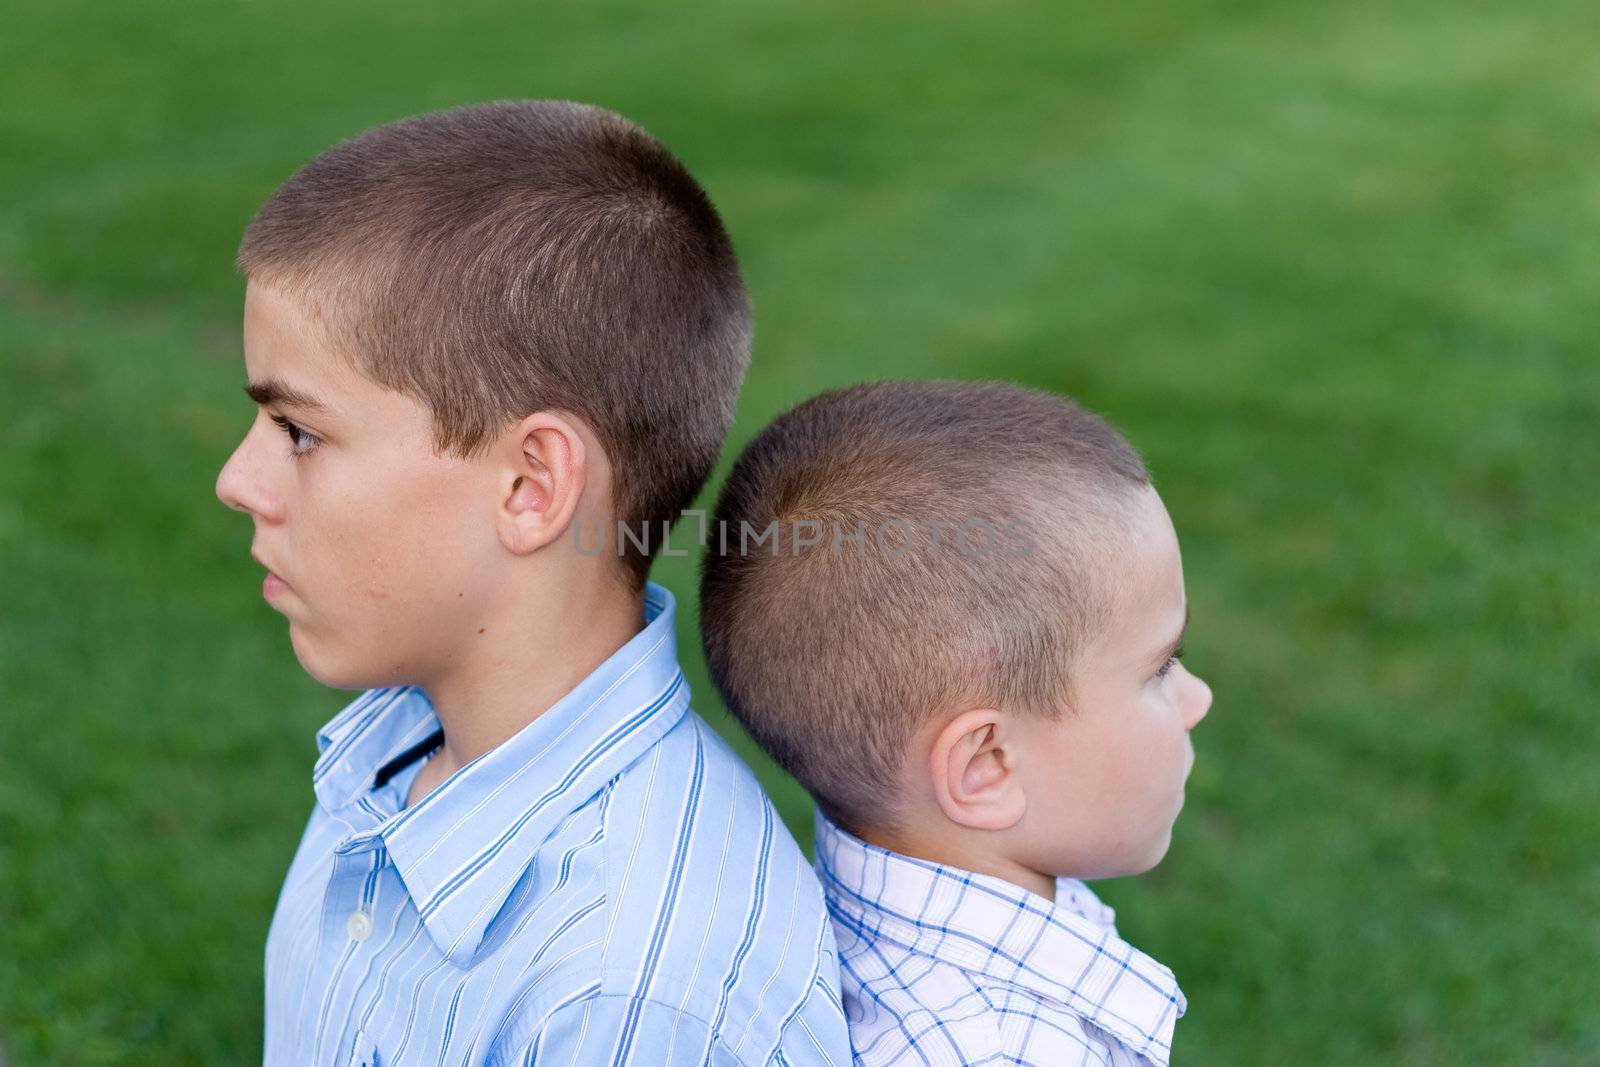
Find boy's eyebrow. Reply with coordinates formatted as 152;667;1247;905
1149;604;1190;667
245;378;331;415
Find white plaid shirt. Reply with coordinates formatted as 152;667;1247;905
814;810;1186;1066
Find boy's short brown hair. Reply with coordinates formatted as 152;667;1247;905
237;99;751;590
698;379;1151;836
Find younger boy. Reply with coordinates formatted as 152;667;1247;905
216;100;850;1065
699;379;1214;1066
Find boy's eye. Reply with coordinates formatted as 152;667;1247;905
1154;644;1185;679
269;414;320;458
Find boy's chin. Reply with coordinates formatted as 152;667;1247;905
1131;826;1176;874
1046;835;1171;882
288;624;390;692
1088;828;1175;881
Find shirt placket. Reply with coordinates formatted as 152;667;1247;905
310;827;390;1061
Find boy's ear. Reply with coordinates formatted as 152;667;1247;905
928;708;1027;832
497;411;589;556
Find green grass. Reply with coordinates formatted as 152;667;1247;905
3;1;1598;1064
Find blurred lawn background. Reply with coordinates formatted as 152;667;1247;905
3;0;1598;1064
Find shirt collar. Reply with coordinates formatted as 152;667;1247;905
814;809;1186;1065
308;580;691;966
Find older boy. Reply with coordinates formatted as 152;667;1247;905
216;100;850;1066
699;379;1214;1066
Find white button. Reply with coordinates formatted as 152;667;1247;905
346;909;374;942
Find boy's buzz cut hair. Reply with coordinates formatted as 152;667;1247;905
237;99;751;590
698;379;1152;837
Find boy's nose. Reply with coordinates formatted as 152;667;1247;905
215;427;283;522
1183;672;1213;731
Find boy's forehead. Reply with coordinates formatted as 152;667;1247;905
242;281;368;418
241;279;474;468
1094;489;1186;661
244;277;325;351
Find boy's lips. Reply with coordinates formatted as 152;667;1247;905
252;550;292;599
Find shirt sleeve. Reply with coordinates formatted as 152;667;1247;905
488;993;736;1067
488;984;854;1067
769;974;854;1066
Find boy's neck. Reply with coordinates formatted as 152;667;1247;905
412;572;647;791
860;823;1059;904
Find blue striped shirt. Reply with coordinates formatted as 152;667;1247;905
263;582;852;1066
814;811;1185;1067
